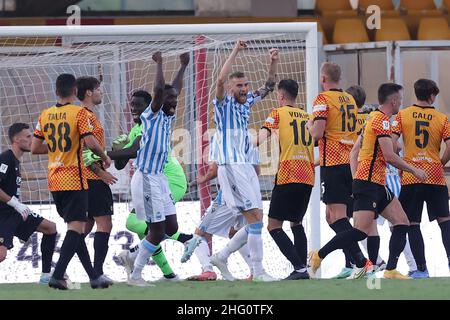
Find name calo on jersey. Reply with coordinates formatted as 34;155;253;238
355;110;392;185
263;105;315;185
392;104;450;185
313;89;358;166
34;104;93;191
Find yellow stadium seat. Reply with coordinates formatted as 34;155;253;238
375;18;411;41
333;18;369;43
417;17;450;40
400;0;437;11
315;0;353;13
358;0;395;10
321;10;358;43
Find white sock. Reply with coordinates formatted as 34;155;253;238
403;236;417;272
218;227;248;260
247;222;264;276
238;244;253;274
131;239;157;280
129;245;139;260
195;237;213;272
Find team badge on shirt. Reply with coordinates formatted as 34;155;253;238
0;163;8;173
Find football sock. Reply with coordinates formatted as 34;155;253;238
41;232;56;274
386;225;408;271
408;224;427;271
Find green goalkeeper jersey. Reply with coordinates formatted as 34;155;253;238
126;123;187;202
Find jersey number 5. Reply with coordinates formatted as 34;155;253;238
43;122;72;152
415;121;429;148
290;119;312;146
340;105;356;132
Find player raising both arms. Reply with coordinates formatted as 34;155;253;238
209;40;279;282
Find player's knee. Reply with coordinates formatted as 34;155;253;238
247;221;263;235
437;216;450;224
46;221;57;234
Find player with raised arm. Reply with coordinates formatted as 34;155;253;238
257;79;313;280
309;83;427;280
31;73;111;290
393;79;450;278
306;63;366;278
0;123;58;284
126;52;193;286
77;76;117;285
209;40;279;282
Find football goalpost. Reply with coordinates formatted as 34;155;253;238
0;23;320;281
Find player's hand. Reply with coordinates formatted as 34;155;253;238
234;40;247;51
412;168;427;182
7;196;31;221
196;175;207;185
179;52;190;66
152;51;163;64
98;170;118;185
306;119;314;131
269;48;279;61
103;156;112;169
82;149;101;167
112;134;129;151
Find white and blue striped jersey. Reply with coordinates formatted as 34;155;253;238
135;106;175;174
209;131;260;165
213;92;261;165
386;164;401;198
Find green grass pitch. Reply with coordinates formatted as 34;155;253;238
1;278;450;300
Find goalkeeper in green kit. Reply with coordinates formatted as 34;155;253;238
83;53;199;281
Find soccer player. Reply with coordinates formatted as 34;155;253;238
306;62;365;277
393;79;450;278
309;83;427;279
31;73;111;290
126;52;192;286
76;76;117;284
257;79;313;280
0;123;57;284
209;40;279;282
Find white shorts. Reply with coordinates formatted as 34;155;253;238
130;170;176;223
199;202;246;238
217;164;263;212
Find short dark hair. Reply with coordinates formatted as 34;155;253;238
346;85;366;108
278;79;298;100
378;83;403;105
76;76;100;101
414;78;439;101
56;73;76;98
132;90;152;105
8;123;30;142
229;71;245;80
164;84;175;91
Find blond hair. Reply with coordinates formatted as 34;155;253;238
321;62;341;83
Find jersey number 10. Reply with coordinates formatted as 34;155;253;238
289;119;312;146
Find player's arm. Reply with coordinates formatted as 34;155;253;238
350;135;362;177
149;51;165;114
255;48;279;100
171;52;190;94
216;40;246;101
31;137;48;154
88;163;117;185
306;118;326;141
378;136;426;181
254;127;271;146
83;135;111;169
196;162;218;184
0;188;31;221
441;140;450;166
107;136;141;162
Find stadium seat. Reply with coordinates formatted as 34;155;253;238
333;18;369;43
320;10;358;43
375;18;411;41
358;0;395;11
315;0;353;13
417;17;450;40
399;0;437;11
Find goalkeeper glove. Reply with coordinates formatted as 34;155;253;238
83;149;101;167
112;134;130;151
7;196;31;221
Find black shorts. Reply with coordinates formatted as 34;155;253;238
399;184;449;223
269;183;312;223
353;179;395;218
87;179;113;218
0;211;43;249
320;164;353;205
52;190;88;223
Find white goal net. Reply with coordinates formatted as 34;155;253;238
0;23;320;282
